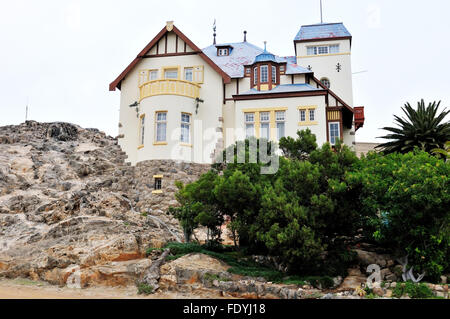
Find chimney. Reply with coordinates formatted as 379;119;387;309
243;30;247;42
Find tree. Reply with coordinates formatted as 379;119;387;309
348;150;450;281
279;128;318;160
377;99;450;154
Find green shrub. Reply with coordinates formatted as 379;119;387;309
392;281;434;299
137;283;154;295
348;150;450;281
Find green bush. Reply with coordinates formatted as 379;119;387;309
392;281;434;299
137;283;154;295
348;150;450;281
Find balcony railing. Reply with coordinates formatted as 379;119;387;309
139;79;201;101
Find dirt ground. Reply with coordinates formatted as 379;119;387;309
0;278;227;299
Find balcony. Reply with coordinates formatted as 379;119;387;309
139;79;201;101
354;106;365;131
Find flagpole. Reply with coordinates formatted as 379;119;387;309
320;0;323;23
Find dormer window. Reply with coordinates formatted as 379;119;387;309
216;45;232;56
218;48;228;56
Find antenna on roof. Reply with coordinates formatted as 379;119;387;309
320;0;323;23
213;18;217;45
25;97;29;122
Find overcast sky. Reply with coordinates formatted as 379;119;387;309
1;0;449;142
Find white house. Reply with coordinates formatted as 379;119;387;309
110;21;365;166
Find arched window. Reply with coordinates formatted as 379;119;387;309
321;78;331;89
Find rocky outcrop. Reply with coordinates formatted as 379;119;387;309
0;121;209;287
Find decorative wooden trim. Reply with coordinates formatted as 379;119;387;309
175;34;178;53
142;52;199;58
164;33;168;54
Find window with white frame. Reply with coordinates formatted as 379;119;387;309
184;68;193;82
260;112;270;139
329;122;340;144
149;70;158;80
181;113;190;143
253;67;258;85
309;109;315;121
245;113;255;138
271;66;276;83
276;111;285;140
318;46;328;55
307;46;317;55
321;78;331;89
329;44;340;53
155;112;167;142
299;109;306;122
164;69;178;79
260;65;268;83
307;44;340;56
139;115;145;146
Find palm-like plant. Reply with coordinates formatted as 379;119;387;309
377;99;450;154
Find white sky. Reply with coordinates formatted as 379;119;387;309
0;0;449;142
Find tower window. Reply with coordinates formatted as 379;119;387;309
271;65;277;83
321;78;331;89
181;113;191;143
164;69;178;79
260;65;268;83
184;68;193;82
155;112;167;142
253;67;258;85
307;44;340;56
139;114;145;146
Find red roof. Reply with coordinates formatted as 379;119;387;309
109;24;231;91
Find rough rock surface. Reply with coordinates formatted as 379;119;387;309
0;121;209;287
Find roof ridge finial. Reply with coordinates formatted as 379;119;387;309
213;18;217;45
264;41;267;52
243;30;247;42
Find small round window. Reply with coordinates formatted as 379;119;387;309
321;78;331;89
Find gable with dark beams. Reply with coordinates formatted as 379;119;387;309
109;23;231;91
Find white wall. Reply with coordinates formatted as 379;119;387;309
296;39;354;106
231;95;328;148
118;52;224;165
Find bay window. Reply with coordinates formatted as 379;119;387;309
260;65;268;83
